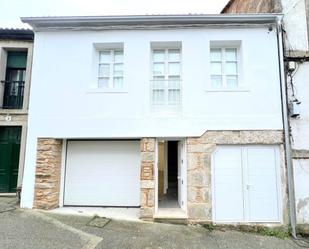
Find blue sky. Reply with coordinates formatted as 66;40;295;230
0;0;229;28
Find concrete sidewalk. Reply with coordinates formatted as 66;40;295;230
0;197;308;249
50;206;140;221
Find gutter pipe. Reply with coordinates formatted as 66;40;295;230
276;16;297;238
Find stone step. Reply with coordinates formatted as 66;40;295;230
154;217;188;225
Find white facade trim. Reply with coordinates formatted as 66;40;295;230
58;139;66;208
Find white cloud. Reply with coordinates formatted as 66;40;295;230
0;0;228;28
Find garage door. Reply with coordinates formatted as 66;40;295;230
64;140;140;206
213;145;281;222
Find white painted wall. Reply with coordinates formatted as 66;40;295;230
294;159;309;224
290;63;309;150
28;27;283;138
289;62;309;224
281;0;308;51
21;26;283;208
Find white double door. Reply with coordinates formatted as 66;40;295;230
213;145;281;222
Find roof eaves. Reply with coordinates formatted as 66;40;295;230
21;14;282;31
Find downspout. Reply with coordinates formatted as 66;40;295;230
276;16;297;238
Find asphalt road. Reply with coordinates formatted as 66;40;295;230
0;197;307;249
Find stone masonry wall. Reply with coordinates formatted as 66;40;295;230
140;138;156;220
222;0;282;13
187;130;283;223
33;138;62;210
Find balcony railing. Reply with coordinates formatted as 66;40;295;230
150;79;182;114
1;80;25;109
150;79;182;105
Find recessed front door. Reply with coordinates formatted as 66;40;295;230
157;139;187;215
0;126;21;193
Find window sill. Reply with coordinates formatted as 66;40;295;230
87;88;128;93
205;87;250;92
0;109;28;115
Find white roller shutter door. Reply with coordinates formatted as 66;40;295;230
64;140;140;206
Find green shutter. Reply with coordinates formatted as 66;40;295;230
7;52;27;69
0;127;21;193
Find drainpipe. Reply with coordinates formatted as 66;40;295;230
276;16;297;238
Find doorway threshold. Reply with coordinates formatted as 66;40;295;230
154;208;187;219
154;208;187;224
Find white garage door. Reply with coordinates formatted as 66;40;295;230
64;140;140;206
213;145;281;222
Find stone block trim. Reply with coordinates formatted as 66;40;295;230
292;149;309;159
33;138;62;210
140;138;156;220
187;130;283;222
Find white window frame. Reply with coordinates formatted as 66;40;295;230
88;43;126;93
151;48;182;106
97;49;124;89
207;41;248;92
210;47;239;88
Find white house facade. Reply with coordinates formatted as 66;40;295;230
20;15;288;225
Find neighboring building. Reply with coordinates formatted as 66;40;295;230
21;15;287;225
222;0;309;230
221;0;282;13
0;29;33;195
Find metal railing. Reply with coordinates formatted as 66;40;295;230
150;79;182;106
1;80;25;109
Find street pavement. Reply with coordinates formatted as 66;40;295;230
0;197;308;249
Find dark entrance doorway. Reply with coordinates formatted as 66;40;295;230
158;141;180;209
0;126;21;193
167;141;178;200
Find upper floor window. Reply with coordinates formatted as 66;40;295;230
210;48;238;88
1;51;27;109
98;49;123;89
151;48;181;105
